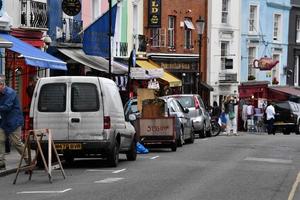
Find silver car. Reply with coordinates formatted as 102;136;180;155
165;94;211;138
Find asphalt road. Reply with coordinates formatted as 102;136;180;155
1;132;300;200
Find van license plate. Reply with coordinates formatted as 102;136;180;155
55;143;82;150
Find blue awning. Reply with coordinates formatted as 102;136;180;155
0;33;67;70
82;4;117;57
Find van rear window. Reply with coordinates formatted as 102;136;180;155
38;83;66;112
71;83;99;112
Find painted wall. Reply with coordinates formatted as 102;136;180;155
207;0;241;103
240;0;290;85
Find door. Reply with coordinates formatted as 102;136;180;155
68;80;103;140
33;82;69;140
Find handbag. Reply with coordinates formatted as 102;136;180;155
229;111;235;120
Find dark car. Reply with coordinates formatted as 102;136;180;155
273;101;300;135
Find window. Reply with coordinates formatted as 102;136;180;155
168;16;175;48
296;17;300;43
249;5;257;32
71;83;99;112
150;28;166;47
221;0;229;24
248;47;256;77
38;83;66;112
184;18;193;49
221;41;229;70
273;14;281;41
295;56;299;86
272;54;280;84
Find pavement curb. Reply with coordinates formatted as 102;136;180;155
0;168;17;177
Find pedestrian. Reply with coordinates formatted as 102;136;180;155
211;101;221;119
265;101;275;135
0;75;28;170
224;95;239;136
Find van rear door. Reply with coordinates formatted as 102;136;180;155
33;82;69;140
68;79;103;140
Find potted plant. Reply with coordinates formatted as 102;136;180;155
272;77;279;85
248;75;256;80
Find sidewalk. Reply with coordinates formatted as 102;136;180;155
0;148;22;177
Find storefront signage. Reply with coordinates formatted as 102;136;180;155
148;0;161;28
160;62;193;70
62;0;81;16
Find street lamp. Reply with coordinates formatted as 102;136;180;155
195;16;205;94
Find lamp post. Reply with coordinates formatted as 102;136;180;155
108;0;112;79
195;16;205;94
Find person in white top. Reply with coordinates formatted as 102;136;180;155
265;102;275;135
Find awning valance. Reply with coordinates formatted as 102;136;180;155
199;81;214;91
136;60;182;87
0;33;67;70
58;48;128;74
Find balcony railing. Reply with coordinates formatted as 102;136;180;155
115;41;128;57
21;0;47;29
58;18;83;43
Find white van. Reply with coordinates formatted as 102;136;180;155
29;76;136;167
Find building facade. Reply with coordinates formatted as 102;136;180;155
287;0;300;86
240;0;290;85
207;0;241;105
143;0;209;102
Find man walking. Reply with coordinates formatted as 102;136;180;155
0;76;28;170
265;101;275;135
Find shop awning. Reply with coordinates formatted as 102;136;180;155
58;48;128;74
0;33;67;70
136;60;182;87
199;81;214;91
269;86;300;97
0;37;12;48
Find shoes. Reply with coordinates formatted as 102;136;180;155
0;164;6;170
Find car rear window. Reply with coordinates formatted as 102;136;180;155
71;83;99;112
175;96;195;108
38;83;66;112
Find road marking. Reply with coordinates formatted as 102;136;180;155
288;172;300;200
112;168;126;173
17;188;72;194
150;156;159;160
244;157;292;164
201;138;208;141
94;177;124;183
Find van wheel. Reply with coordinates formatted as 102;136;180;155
108;142;119;167
296;123;300;135
126;140;137;161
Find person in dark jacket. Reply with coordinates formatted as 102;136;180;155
0;76;28;170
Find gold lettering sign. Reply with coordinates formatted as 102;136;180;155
148;0;161;27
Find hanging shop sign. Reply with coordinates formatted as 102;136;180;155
62;0;81;16
148;0;161;28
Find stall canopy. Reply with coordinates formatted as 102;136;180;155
269;86;300;98
58;48;127;74
136;60;182;87
0;33;67;70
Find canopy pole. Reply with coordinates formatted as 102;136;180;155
108;0;112;79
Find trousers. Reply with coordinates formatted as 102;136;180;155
0;127;28;166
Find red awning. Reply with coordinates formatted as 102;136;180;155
269;86;300;97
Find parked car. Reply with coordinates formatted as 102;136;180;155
29;76;137;167
273;101;300;135
165;94;211;138
159;97;194;146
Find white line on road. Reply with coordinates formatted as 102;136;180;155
112;168;126;173
244;157;292;164
150;156;159;160
17;188;72;194
288;171;300;200
94;177;124;183
86;169;115;172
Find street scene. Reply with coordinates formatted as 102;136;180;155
1;0;300;200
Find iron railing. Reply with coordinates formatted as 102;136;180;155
21;0;47;29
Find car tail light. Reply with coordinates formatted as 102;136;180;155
104;116;111;129
194;96;200;109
